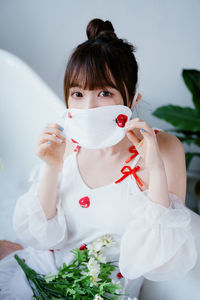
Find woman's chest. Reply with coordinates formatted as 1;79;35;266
60;178;133;238
77;150;149;192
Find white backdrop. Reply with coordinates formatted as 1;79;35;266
0;2;200;299
0;0;200;170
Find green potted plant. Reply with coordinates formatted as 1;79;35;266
152;69;200;214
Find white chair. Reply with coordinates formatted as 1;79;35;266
0;48;65;242
0;49;199;300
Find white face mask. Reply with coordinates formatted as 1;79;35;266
61;104;133;149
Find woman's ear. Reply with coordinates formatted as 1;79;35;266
131;93;142;108
138;93;142;101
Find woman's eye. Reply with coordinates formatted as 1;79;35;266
71;92;82;97
100;91;111;97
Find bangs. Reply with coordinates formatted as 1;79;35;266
63;38;137;108
67;49;118;91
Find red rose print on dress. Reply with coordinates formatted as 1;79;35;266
117;272;124;278
79;196;90;208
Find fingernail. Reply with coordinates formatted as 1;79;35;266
58;125;64;131
57;138;63;143
60;131;65;137
140;128;146;132
46;141;51;144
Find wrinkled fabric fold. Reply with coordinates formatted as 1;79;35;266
12;163;68;250
119;190;198;281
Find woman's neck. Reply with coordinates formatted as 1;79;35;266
78;128;142;159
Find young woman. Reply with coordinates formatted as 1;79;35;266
0;18;197;299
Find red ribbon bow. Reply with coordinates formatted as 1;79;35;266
125;129;159;163
125;145;138;163
115;165;143;187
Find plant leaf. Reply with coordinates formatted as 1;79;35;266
185;152;200;169
182;69;200;113
152;105;200;131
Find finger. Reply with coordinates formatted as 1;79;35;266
44;130;66;141
139;128;155;143
43;126;65;137
46;123;63;129
125;119;154;135
126;130;141;146
39;133;66;145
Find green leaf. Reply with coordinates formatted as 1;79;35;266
44;273;59;283
152;105;200;131
182;69;200;113
185;152;200;169
14;245;125;299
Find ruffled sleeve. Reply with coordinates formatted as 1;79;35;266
12;162;68;250
119;190;198;281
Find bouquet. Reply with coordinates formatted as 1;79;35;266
14;234;139;300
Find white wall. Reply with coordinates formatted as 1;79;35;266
0;0;200;171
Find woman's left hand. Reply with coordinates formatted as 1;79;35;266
125;118;164;170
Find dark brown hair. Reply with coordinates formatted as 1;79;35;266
64;18;139;109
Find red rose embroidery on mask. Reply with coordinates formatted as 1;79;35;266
116;114;128;128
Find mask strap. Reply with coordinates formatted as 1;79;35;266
131;91;139;110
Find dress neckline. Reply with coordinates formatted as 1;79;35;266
73;150;134;192
67;127;161;194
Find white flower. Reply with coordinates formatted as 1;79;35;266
87;234;116;255
81;235;117;288
95;252;107;263
87;240;102;254
89;273;102;287
87;257;100;275
98;234;116;248
111;278;122;292
86;257;102;286
93;295;104;300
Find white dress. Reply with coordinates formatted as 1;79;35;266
0;128;198;300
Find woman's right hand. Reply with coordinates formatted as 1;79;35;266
35;123;66;169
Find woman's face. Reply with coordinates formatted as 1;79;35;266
68;86;124;109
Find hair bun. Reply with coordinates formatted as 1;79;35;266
86;18;117;40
